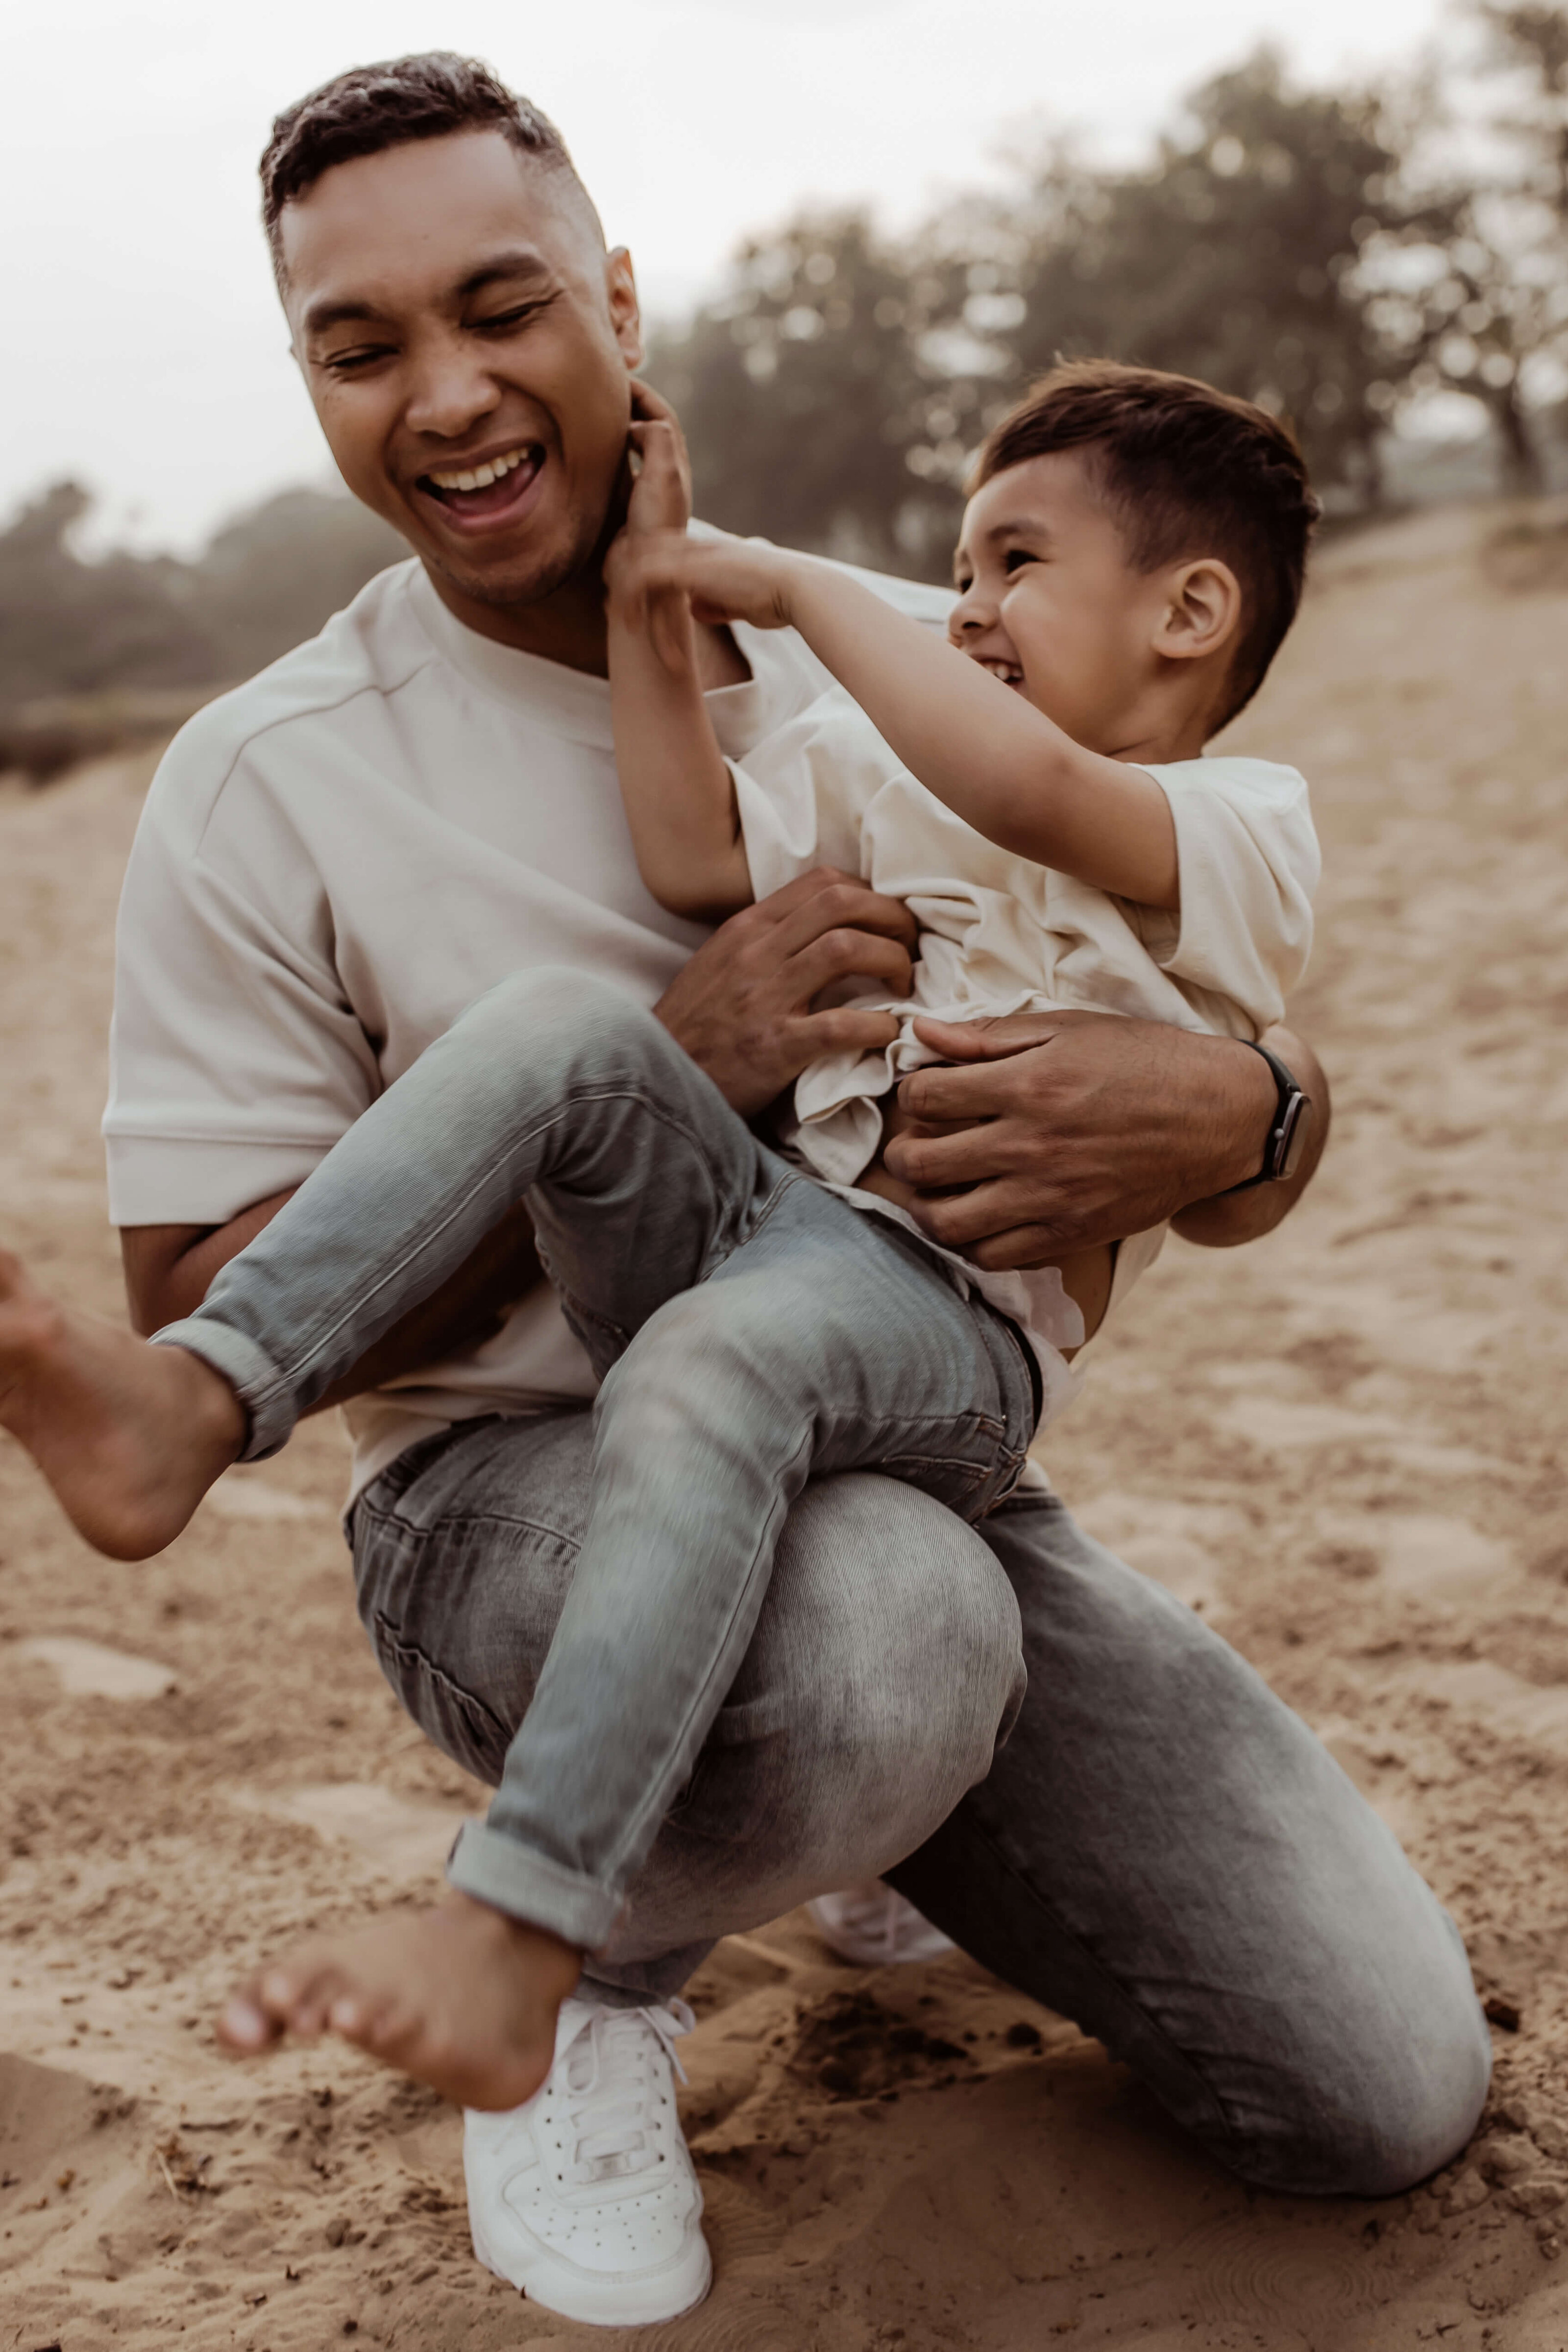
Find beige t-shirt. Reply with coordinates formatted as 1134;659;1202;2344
103;555;949;1497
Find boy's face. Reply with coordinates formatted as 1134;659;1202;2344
949;451;1174;755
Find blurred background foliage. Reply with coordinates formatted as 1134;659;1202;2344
4;2;1567;769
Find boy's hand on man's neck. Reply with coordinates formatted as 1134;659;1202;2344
423;550;751;687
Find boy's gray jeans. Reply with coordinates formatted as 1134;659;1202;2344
158;969;1490;2197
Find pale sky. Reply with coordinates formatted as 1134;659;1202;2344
4;0;1448;552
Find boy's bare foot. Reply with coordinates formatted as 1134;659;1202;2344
0;1248;245;1560
217;1893;583;2112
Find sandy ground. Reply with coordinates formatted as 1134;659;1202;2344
3;499;1568;2351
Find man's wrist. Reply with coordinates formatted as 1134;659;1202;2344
1210;1034;1284;1198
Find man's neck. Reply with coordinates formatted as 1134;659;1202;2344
425;561;614;678
421;559;751;690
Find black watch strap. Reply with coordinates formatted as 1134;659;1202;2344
1227;1041;1312;1191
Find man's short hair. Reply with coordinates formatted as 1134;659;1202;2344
973;361;1320;727
260;52;597;287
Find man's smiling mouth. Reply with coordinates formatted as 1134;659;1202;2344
416;441;545;526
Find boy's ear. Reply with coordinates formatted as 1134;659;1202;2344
1152;558;1243;665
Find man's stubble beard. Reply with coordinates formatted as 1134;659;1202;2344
416;485;622;616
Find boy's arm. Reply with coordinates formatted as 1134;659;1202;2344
604;393;753;923
611;529;1178;909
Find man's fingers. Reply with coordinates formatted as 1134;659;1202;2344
895;1057;1025;1127
908;1013;1066;1063
788;1007;902;1059
882;1120;1003;1192
905;1178;1057;1254
789;928;913;1003
767;873;919;958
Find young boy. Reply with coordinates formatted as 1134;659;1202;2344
0;363;1319;2161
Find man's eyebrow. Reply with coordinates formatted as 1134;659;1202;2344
300;249;557;339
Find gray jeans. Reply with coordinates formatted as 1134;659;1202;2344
354;1412;1489;2198
159;967;1490;2196
159;968;1036;1948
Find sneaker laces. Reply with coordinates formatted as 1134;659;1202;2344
557;1999;695;2190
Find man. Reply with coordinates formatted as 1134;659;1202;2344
97;52;1487;2329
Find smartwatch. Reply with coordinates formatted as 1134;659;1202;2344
1227;1041;1314;1190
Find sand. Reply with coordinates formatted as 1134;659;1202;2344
3;498;1568;2350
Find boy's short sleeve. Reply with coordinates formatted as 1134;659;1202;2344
1135;757;1320;1036
103;721;381;1227
730;692;903;901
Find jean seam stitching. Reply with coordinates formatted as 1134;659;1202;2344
370;1611;512;1757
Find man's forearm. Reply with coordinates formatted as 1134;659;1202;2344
122;1198;544;1412
1169;1025;1329;1248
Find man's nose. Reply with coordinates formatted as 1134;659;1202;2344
403;331;502;441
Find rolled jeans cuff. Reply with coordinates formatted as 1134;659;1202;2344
147;1318;295;1462
445;1818;624;1951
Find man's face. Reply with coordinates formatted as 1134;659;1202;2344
949;451;1172;755
279;130;641;612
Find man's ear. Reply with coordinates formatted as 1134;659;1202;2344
1153;557;1242;665
607;247;643;370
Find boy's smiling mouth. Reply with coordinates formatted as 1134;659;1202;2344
972;653;1026;691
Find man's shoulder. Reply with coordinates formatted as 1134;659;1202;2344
146;559;432;847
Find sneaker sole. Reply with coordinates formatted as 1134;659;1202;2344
475;2228;713;2327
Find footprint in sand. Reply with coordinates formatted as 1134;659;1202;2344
19;1636;176;1700
1314;1510;1511;1605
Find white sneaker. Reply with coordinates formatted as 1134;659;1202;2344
808;1881;956;1966
464;1995;711;2327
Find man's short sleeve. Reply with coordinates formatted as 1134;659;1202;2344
103;712;382;1226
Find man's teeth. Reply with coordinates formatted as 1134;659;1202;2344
427;446;533;493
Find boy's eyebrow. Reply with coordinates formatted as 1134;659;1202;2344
980;514;1054;546
301;248;556;338
951;513;1054;583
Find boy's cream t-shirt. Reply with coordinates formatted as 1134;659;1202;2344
103;556;949;1498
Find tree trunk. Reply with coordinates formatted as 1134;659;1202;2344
1492;379;1544;494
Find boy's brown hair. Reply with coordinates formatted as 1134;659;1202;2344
972;361;1320;727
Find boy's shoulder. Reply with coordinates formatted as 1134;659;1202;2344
1146;753;1310;808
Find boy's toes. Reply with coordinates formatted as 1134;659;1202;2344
217;1991;283;2053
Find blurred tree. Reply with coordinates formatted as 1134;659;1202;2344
0;481;214;708
647;210;970;574
651;49;1434;567
1366;5;1568;487
0;481;406;719
990;51;1425;507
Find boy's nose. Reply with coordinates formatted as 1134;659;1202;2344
948;584;997;646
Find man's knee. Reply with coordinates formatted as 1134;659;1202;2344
1229;1910;1491;2198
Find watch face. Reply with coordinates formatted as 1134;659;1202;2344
1277;1093;1312;1181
